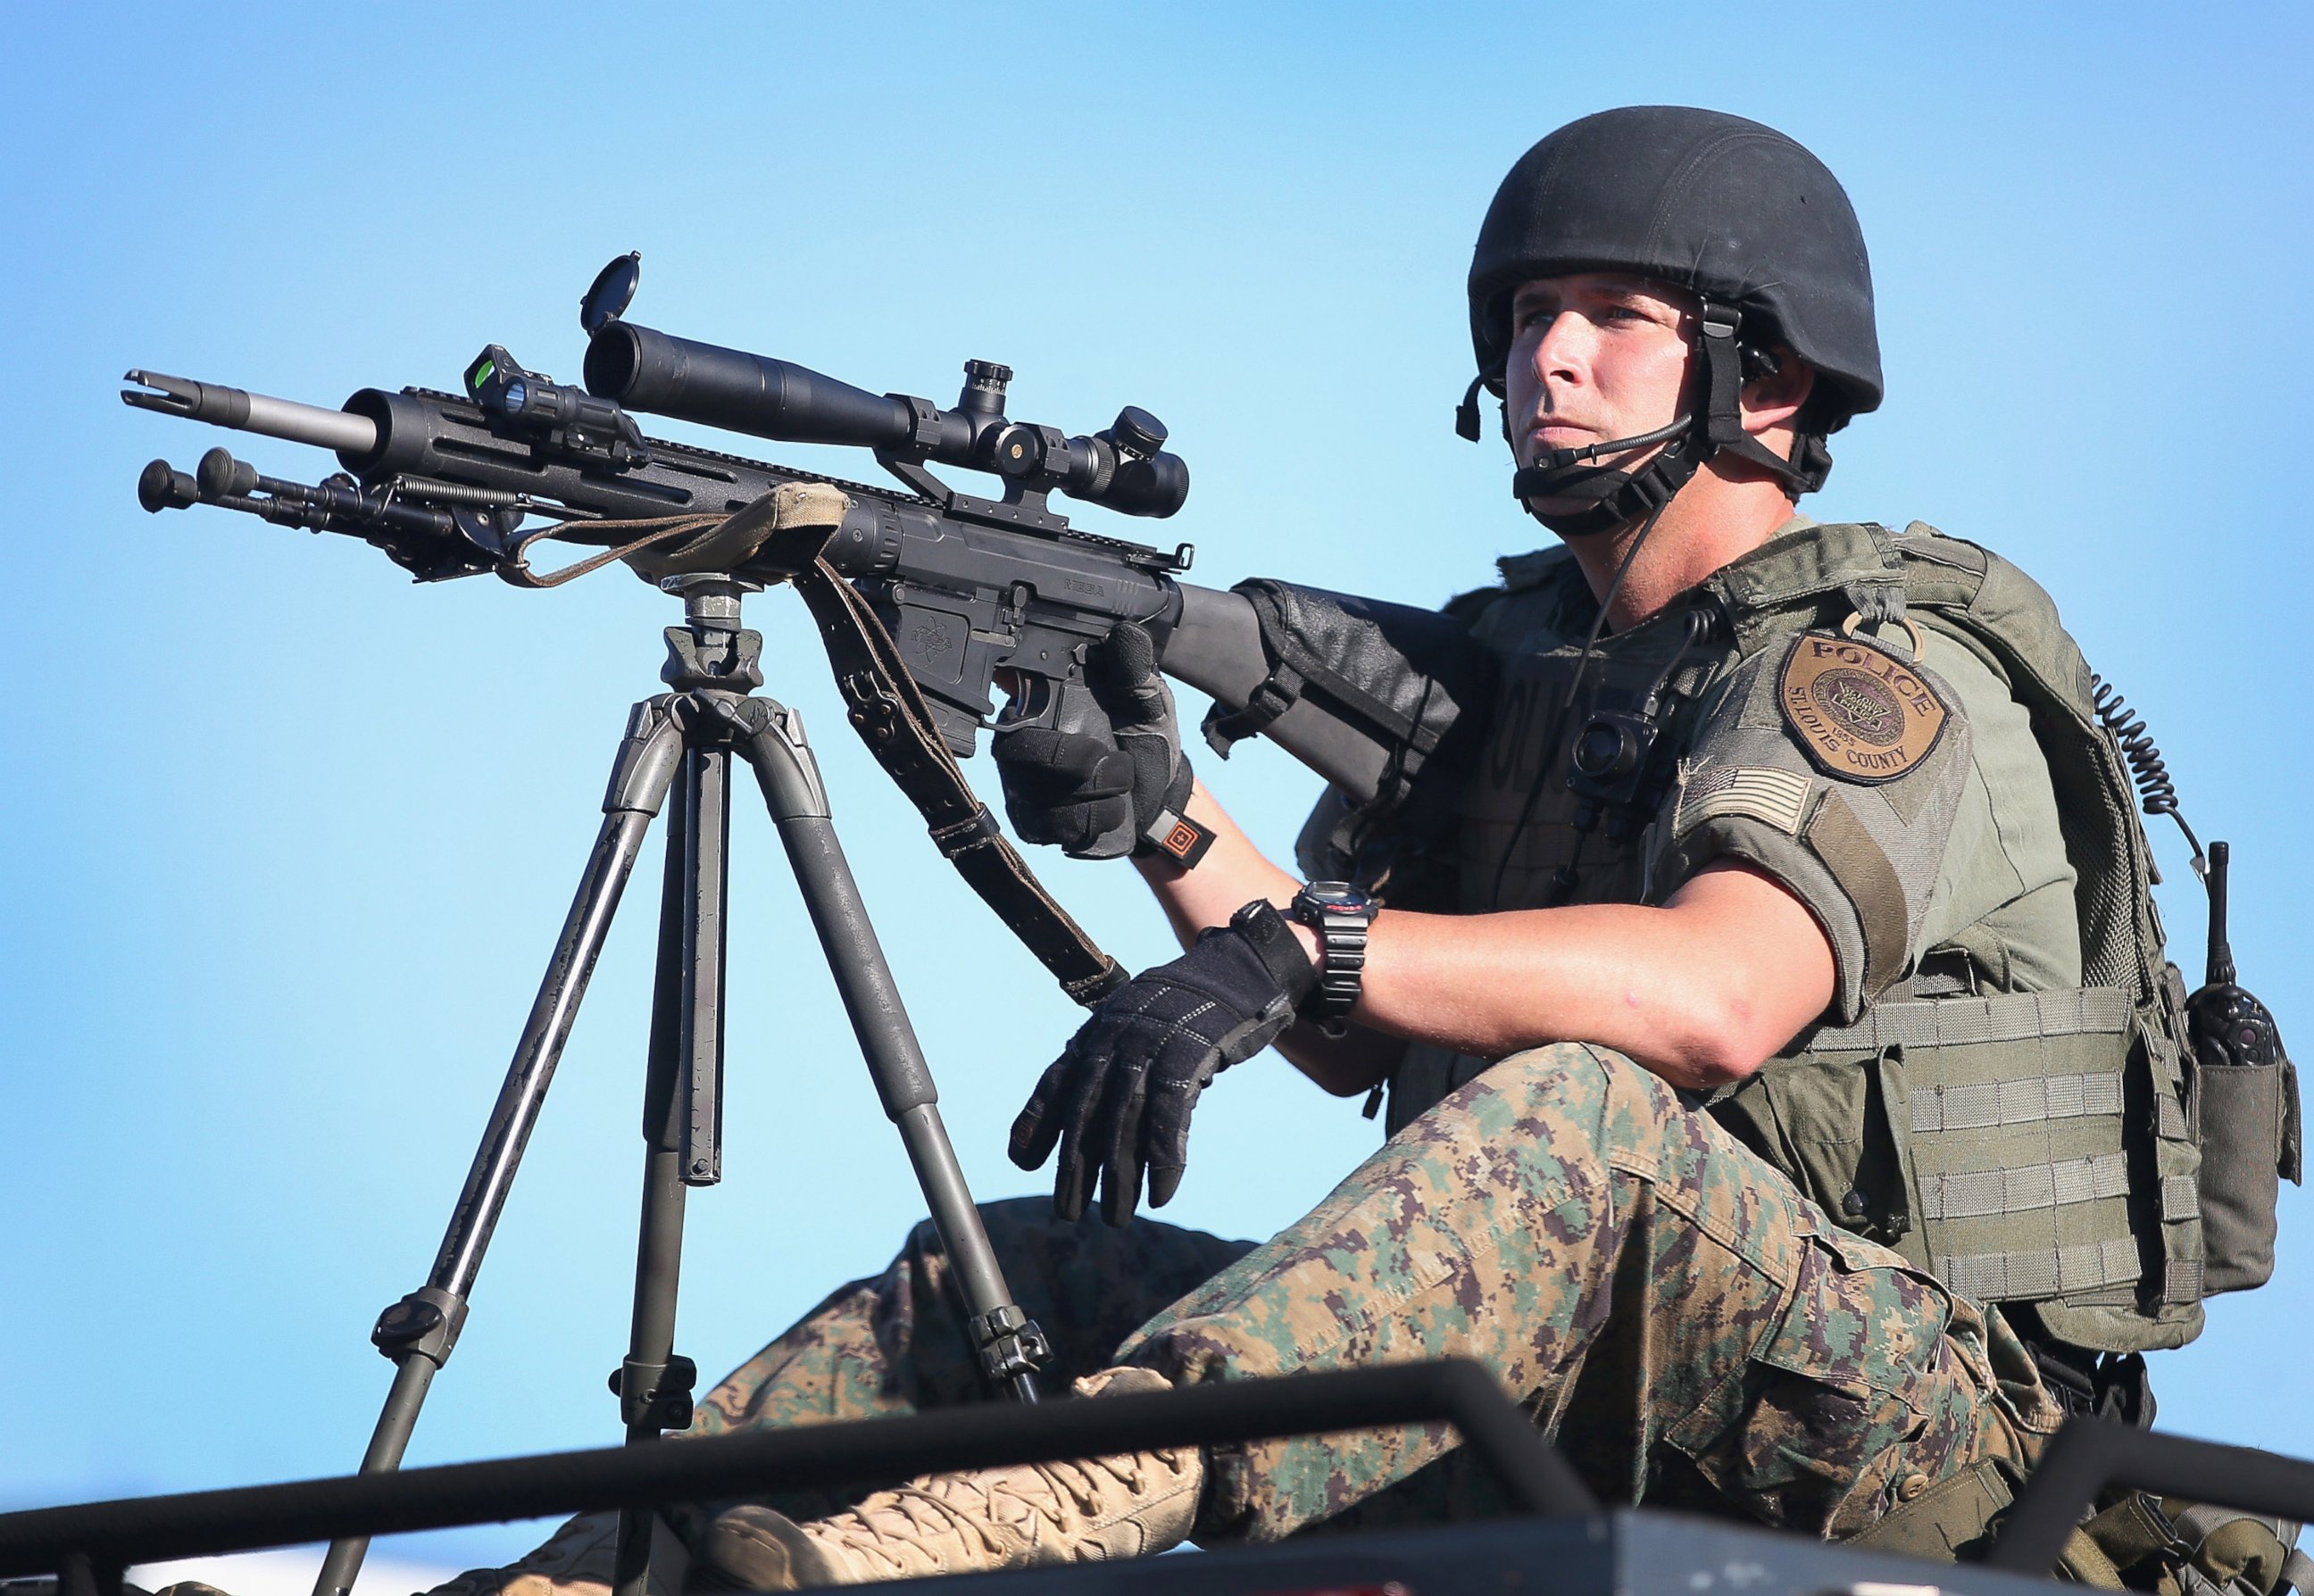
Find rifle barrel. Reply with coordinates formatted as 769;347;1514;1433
122;370;379;456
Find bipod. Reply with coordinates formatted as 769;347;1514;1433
312;574;1051;1596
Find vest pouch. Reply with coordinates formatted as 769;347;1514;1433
1843;1455;2023;1566
2188;982;2302;1294
2031;1004;2208;1353
2193;1061;2293;1292
1708;1046;1919;1257
1739;990;2157;1308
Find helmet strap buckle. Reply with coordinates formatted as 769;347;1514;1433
1699;300;1829;495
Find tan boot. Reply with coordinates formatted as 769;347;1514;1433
422;1509;690;1596
696;1368;1202;1591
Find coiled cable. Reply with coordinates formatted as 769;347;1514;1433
2090;672;2206;881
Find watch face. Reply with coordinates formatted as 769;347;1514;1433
1300;882;1373;916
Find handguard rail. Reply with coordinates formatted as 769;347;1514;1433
0;1359;1594;1587
1985;1417;2314;1575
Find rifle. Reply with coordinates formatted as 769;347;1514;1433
127;254;1244;1003
126;254;1461;998
130;254;1198;755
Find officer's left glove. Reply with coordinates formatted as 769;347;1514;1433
1010;899;1317;1225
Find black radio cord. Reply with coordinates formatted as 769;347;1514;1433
1484;497;1672;911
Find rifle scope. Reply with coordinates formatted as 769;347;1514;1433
584;321;1189;520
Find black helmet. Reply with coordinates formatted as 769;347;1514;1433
1461;107;1880;535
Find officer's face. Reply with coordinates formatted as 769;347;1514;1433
1503;273;1694;482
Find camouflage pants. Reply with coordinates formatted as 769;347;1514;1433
439;1043;2060;1592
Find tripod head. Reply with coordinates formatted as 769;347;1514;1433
659;573;766;695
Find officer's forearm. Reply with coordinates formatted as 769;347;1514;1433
1133;778;1402;1094
1350;863;1835;1089
1124;783;1828;1093
1273;1020;1407;1096
1132;777;1301;943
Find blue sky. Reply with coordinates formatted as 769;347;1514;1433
4;1;2311;1578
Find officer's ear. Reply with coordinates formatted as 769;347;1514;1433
1739;346;1815;436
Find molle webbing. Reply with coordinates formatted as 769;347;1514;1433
1940;1240;2143;1307
1869;525;2193;1341
1775;983;2147;1309
1912;1020;2142;1294
1892;529;2206;1345
1701;524;2205;1348
1452;520;2206;1349
1912;1072;2124;1135
1808;986;2132;1052
1919;1154;2129;1219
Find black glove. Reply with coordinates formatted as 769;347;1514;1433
993;622;1194;861
1010;899;1317;1224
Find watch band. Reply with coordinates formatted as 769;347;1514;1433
1290;880;1376;1023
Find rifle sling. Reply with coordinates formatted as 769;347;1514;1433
785;552;1128;1008
499;513;725;589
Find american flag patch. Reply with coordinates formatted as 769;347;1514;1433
1673;762;1814;837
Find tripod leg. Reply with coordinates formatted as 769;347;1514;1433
611;744;730;1596
734;699;1051;1401
313;702;684;1596
678;744;733;1188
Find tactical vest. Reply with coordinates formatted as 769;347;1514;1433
1392;521;2206;1354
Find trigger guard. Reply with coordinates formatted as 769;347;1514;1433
992;674;1059;734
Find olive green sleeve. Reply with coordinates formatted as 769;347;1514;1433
1648;644;1975;1023
1906;625;2084;991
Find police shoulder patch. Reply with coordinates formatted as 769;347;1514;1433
1777;631;1951;785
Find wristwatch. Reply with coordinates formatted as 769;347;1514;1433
1289;880;1377;1024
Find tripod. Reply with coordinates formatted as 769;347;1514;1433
312;574;1051;1596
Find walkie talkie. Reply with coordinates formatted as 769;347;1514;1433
2188;841;2283;1071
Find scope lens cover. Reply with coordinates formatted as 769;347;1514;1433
580;252;642;334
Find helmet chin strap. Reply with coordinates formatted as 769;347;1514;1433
1485;302;1825;538
1508;414;1702;538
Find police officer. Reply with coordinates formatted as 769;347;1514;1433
432;106;2205;1595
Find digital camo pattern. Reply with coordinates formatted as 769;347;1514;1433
1116;1043;2060;1543
426;1046;2059;1594
425;1205;1250;1595
688;1200;1253;1444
